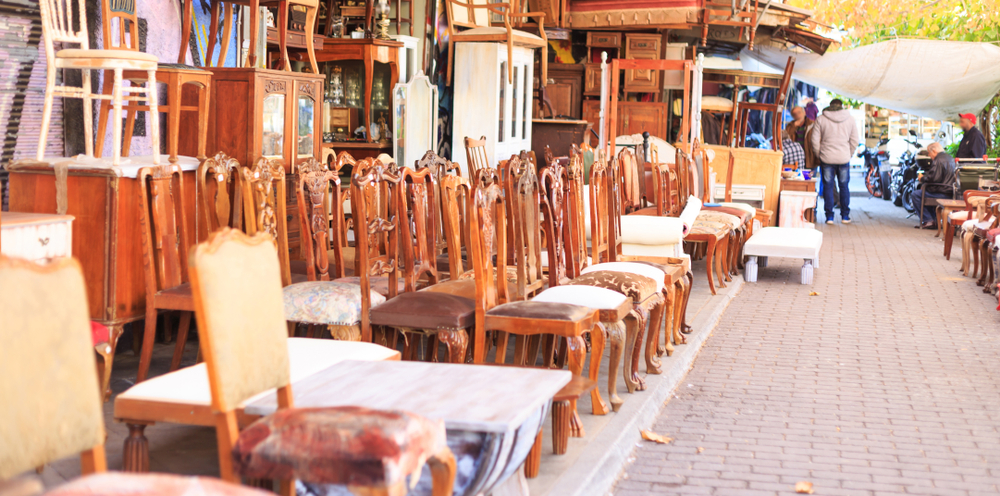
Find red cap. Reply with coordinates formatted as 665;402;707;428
958;113;977;125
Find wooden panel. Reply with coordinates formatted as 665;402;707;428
586;31;621;48
583;63;602;96
581;99;601;147
705;144;784;225
624;34;661;93
539;63;583;119
619;102;666;137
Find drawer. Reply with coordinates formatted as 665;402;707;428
714;184;766;201
1;219;73;262
626;34;661;53
587;32;621;48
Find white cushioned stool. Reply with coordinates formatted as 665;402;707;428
743;227;823;284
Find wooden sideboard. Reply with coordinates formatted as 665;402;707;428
7;158;198;326
583;100;667;146
0;212;74;262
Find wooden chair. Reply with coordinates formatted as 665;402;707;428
444;0;547;85
179;0;319;74
693;143;754;275
946;190;995;265
974;196;1000;288
37;0;160;166
734;56;795;151
415;150;464;275
198;151;243;238
241;157;295;287
94;0;210;165
676;148;731;295
465;136;490;178
187;228;456;496
136;164;195;382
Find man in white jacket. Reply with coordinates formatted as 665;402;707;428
809;99;859;224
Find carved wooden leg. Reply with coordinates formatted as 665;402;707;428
137;307;157;383
680;271;693;334
658;286;675;358
672;280;686;345
170;311;193;372
427;445;457;496
624;308;648;393
438;329;468;364
944;222;955;259
605;320;625;412
551;399;570;454
123;423;150;472
566;336;586;438
524;430;542;479
588;324;609;415
645;300;665;374
705;237;718;295
716;235;729;288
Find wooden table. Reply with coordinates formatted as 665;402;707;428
244;360;571;496
936;198;967;239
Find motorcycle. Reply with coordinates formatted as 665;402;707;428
898;150;921;213
861;137;889;199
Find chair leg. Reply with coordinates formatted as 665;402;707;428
167;75;182;164
551;399;570;454
672;280;686;345
437;329;468;364
95;75;114;158
604;320;624;412
147;69;160;164
207;0;221;66
278;1;290;70
588;324;609;415
944;223;955;259
644;299;665;374
565;336;586;438
218;3;233;68
705;237;717;295
524;430;542;478
170;311;193;371
247;0;261;68
715;236;727;289
137;307;158;383
37;75;55;160
81;69;95;158
111;69;124;165
680;271;693;333
96;324;124;401
304;4;319;74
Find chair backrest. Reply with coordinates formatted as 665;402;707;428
189;229;290;414
588;151;617;264
198;152;243;236
539;161;570;286
39;0;89;56
351;158;403;342
241;157;292;287
618;148;643;214
100;0;139;51
465;136;490;178
439;173;472;278
650;162;674;216
296;168;346;281
399;166;440;291
565;149;589;278
0;256;105;478
138;164;192;295
445;0;492;30
506;157;544;300
415;150;461;257
468;168;508;334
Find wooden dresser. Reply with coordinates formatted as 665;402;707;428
0;212;74;262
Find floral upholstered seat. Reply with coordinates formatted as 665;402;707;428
283;281;385;326
44;473;271;496
233;406;446;487
567;270;660;304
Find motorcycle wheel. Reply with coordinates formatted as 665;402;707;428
865;168;882;198
892;174;904;206
901;182;916;213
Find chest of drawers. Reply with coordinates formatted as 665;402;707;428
0;212;75;262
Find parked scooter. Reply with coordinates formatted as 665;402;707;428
861;137;889;199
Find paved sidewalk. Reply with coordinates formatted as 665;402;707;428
614;195;1000;496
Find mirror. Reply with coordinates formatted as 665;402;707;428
298;94;314;157
262;93;285;157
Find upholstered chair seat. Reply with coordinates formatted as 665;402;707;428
370;292;475;330
567;269;660;304
283;281;385;326
44;472;272;496
531;285;631;322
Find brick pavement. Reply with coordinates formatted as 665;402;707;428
614;194;1000;496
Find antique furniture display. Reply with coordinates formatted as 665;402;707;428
316;38;402;158
538;63;584;119
392;71;438;169
7;157;199;352
605;58;692;155
444;0;548;86
451;42;535;176
623;33;662;94
704;144;782;222
583;100;669;147
584;32;620;96
94;0;211;165
187;228;456;495
702;56;794;149
38;0;160;166
136;165;196;383
531;119;589;161
244;359;570;496
0;212;74;262
743;227;823;285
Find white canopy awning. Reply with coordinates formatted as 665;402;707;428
741;39;1000;121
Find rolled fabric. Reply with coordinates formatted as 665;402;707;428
677;196;702;234
620;215;687;246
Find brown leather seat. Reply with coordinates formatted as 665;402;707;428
630;206;658;216
153;283;194;311
370;292;475;329
566;270;658;303
421;277;517;300
486;301;593;322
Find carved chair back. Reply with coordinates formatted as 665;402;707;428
439;174;472;278
138;164;193;295
565;150;589;278
588;152;621;265
240;157;292;286
650;161;675;216
100;0;139;51
618;147;643;214
465;135;490;178
399;166;439;291
198;152;243;236
520;149;540;172
506;157;544;300
416;150;462;258
351;158;403;342
468;168;509;320
296;168;346;282
539;161;570;286
186;229;293;479
0;256;106;478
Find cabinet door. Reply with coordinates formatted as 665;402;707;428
582;99;601;147
542;72;583;118
583;63;602;96
259;77;290;168
619;103;666;138
293;79;322;167
624;35;661;93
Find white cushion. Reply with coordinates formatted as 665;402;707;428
115;338;398;406
583;261;666;291
718;202;756;216
678;197;702;231
961;219;990;231
532;285;628;310
702;95;734;112
620;215;686;245
949;210;971;221
743;227;823;260
621;242;684;259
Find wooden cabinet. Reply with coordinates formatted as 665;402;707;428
583;100;667;144
624;34;661;93
587;32;621;48
0;212;74;262
538;63;583;119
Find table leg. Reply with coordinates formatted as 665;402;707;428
744;256;757;282
524;430;542;478
123;423;151;472
551;399;570;455
801;259;814;285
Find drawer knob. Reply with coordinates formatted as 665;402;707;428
38;237;50;246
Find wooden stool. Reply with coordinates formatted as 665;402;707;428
524;375;598;478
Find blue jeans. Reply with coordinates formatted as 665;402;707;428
910;188;948;224
821;163;850;221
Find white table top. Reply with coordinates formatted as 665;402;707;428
244;360;572;433
12;155;199;178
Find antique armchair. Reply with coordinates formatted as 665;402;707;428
187;228;456;496
136;164;196;382
94;0;210;164
445;0;547;85
948;190;995;272
240;157;303;287
37;0;160;166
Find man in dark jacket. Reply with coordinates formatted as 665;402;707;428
956;113;987;160
912;142;957;229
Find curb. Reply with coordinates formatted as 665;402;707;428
544;277;744;496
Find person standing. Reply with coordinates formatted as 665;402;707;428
810;99;859;224
956;113;987;160
911;142;957;229
785;106;816;170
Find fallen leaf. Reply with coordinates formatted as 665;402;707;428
836;426;841;432
640;430;673;444
696;447;705;454
795;481;814;494
809;292;820;296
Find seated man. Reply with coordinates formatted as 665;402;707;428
781;130;806;169
911;142;957;229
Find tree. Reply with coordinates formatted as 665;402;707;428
788;0;1000;47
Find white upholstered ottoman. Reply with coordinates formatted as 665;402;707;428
743;227;823;284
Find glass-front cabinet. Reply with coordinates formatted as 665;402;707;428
392;71;438;169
